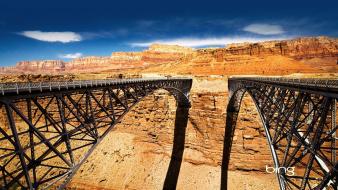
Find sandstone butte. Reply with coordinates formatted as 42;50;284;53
0;36;337;190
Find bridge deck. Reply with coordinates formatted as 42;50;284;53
229;77;338;97
0;77;191;95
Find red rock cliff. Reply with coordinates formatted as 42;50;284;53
4;36;338;75
16;60;66;72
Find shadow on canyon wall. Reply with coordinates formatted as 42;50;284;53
162;104;232;190
163;106;189;190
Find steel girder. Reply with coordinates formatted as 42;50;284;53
0;78;192;189
222;77;338;190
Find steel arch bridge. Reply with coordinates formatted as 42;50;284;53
0;78;192;189
222;77;338;190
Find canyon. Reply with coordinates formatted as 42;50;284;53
0;36;337;189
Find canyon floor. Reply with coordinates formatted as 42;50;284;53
67;133;278;190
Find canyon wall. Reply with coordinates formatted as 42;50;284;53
3;36;337;75
68;78;279;190
15;60;66;72
224;36;337;58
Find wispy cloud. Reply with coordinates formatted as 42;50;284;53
130;36;289;47
19;31;82;43
243;24;285;35
59;53;83;59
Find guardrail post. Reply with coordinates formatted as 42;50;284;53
16;83;19;94
40;82;42;92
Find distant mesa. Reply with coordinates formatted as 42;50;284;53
0;36;337;75
147;43;195;53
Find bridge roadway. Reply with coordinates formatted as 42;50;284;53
0;77;191;95
227;77;338;98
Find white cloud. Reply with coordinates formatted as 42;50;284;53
19;31;82;43
130;36;289;47
59;53;83;59
243;24;285;35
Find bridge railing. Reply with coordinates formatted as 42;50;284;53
0;77;191;95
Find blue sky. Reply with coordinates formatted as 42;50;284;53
0;0;337;66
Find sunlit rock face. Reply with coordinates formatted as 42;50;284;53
5;36;337;75
147;44;195;53
68;56;112;67
224;36;338;58
16;60;66;72
66;78;279;189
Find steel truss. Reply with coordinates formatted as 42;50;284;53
223;77;338;190
0;78;192;189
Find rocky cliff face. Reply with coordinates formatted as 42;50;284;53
0;66;17;74
16;60;66;72
6;36;337;75
148;43;195;53
111;52;142;61
223;36;338;58
68;56;112;68
68;78;279;190
101;78;274;171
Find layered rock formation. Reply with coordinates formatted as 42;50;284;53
147;43;194;53
0;66;16;74
68;78;279;190
144;36;337;75
15;60;66;72
225;36;337;58
4;36;337;75
68;56;112;69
